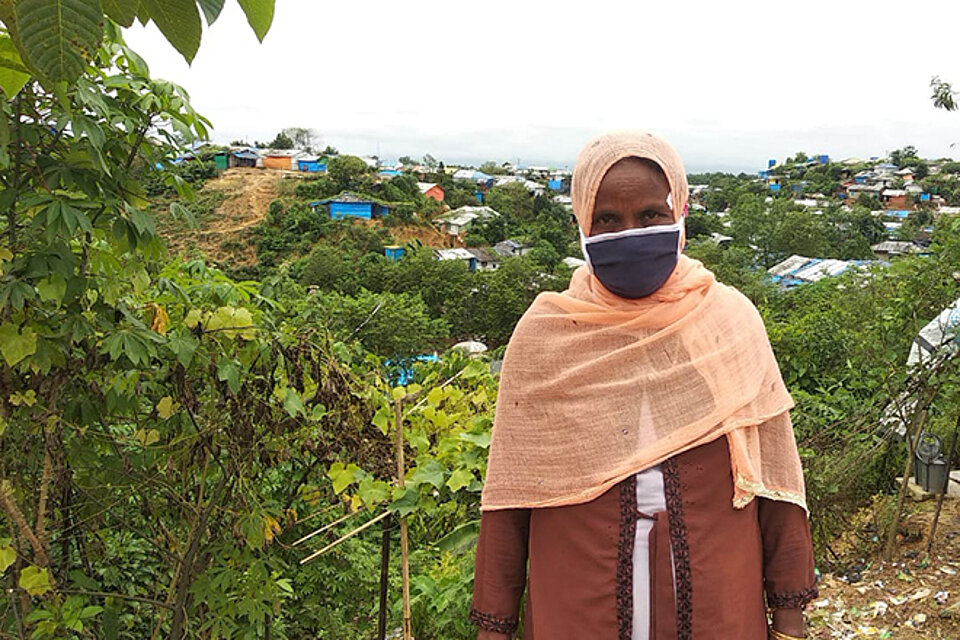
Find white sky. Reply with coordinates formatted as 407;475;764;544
125;0;960;172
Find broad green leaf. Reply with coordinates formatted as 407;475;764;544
329;462;362;494
14;0;103;85
18;565;51;596
445;468;474;492
0;35;31;97
183;308;202;328
101;604;119;640
101;0;138;26
391;386;406;401
459;430;491;449
436;519;480;555
281;386;304;418
206;306;255;339
0;545;15;573
409;460;444;489
155;395;175;419
372;405;390;434
139;0;201;64
0;322;37;366
80;605;103;618
389;486;418;517
36;274;66;305
357;477;389;507
239;512;265;550
216;358;241;394
196;0;223;24
167;333;198;367
236;0;273;42
426;386;443;407
134;428;159;446
169;201;196;229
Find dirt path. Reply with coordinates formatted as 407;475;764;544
161;167;285;267
201;168;282;236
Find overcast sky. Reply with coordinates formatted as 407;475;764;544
124;1;960;173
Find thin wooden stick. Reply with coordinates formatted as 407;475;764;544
396;397;413;640
293;503;340;526
292;509;359;547
927;411;960;556
299;511;390;564
377;515;391;640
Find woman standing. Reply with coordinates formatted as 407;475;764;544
470;131;816;640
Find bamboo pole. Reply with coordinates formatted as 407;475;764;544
299;510;390;565
884;400;929;561
377;515;391;640
926;412;960;556
293;502;340;526
395;397;413;640
292;509;359;547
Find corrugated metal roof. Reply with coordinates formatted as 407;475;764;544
435;248;475;261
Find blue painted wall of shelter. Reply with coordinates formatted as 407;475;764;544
385;246;405;261
298;160;326;172
329;202;387;219
390;354;441;385
770;183;781;192
331;202;373;219
548;179;562;190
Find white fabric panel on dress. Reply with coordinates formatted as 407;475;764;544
632;465;667;640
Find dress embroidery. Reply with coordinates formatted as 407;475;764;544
663;459;693;640
767;585;819;609
617;474;638;640
469;607;518;633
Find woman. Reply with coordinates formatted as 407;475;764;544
470;131;816;640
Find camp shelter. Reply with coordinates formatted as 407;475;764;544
310;192;391;220
229;149;259;168
298;156;327;172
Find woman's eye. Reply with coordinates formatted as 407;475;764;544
596;213;617;225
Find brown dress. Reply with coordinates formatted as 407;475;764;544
470;436;817;639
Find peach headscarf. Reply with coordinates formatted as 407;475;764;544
481;131;807;512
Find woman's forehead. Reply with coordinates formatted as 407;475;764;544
597;158;670;194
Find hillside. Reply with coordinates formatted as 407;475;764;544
158;167;447;267
161;167;281;266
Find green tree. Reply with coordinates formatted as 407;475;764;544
328;155;371;191
487;182;535;219
301;244;359;292
316;289;449;360
263;130;294;149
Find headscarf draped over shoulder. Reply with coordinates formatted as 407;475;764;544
481;130;806;512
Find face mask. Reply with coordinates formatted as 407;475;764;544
580;219;683;299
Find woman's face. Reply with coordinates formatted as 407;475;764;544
589;157;673;236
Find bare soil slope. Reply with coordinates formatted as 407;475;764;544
159;168;450;268
809;496;960;639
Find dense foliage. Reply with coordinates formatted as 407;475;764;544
3;10;960;639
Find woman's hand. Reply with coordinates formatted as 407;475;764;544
771;607;805;637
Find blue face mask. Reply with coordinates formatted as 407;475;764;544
580;220;683;299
